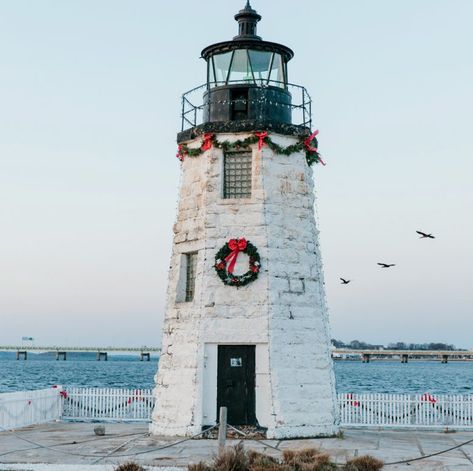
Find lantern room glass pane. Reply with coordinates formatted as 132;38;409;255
208;59;216;86
213;52;233;85
228;49;254;84
248;50;272;84
269;53;285;87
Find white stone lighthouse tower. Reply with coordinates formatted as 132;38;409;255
151;3;338;439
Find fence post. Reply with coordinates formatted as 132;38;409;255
218;406;227;455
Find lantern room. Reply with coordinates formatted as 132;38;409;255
201;2;295;124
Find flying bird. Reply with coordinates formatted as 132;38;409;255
378;263;396;268
340;278;351;284
416;230;435;239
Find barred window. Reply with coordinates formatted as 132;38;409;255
223;151;252;199
185;252;197;302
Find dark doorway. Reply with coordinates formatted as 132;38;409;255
231;88;249;120
217;345;256;425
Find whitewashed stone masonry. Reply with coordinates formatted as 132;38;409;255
151;132;339;438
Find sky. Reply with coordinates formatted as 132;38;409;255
0;1;472;348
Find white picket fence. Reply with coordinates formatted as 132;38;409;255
3;387;473;430
338;393;473;429
62;387;154;422
0;386;64;430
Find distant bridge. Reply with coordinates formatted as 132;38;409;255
332;348;473;363
0;345;161;361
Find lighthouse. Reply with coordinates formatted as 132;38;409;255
151;3;339;439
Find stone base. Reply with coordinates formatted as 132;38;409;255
267;424;340;440
148;422;202;438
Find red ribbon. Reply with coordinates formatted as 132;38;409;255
304;130;326;166
347;393;360;407
304;129;319;152
176;144;186;162
255;131;268;150
224;238;247;274
201;133;214;151
421;393;437;404
127;390;143;405
59;390;68;399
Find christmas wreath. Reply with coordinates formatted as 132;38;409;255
214;238;261;287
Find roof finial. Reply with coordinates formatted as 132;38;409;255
234;1;262;40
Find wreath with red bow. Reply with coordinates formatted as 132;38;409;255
214;238;261;287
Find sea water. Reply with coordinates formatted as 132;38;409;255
1;357;472;394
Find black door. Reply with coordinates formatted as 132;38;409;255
217;345;256;425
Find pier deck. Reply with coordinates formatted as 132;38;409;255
0;423;472;470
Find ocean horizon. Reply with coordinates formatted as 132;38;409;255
1;355;472;395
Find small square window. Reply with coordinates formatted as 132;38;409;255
223;151;252;199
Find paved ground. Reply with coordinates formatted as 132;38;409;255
1;423;473;470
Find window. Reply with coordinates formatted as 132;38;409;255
224;151;252;199
185;252;197;302
209;50;286;88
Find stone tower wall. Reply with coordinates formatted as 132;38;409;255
151;132;338;438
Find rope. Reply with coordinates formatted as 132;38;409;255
91;434;147;464
227;424;281;452
226;424;473;468
3;420;473;466
384;436;473;466
0;423;218;459
0;431;146;458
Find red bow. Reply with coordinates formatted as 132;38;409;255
304;130;326;166
421;393;437;404
127;390;143;405
59;390;68;399
176;144;186;162
225;238;247;274
304;130;319;152
201;133;214;151
347;393;360;407
255;131;268;150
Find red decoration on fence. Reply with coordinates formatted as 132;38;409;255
255;131;268;150
347;393;360;407
224;238;248;274
59;390;68;399
201;133;214;151
421;393;437;404
127;390;144;405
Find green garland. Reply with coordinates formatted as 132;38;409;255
176;131;324;167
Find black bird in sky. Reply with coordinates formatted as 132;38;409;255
378;263;396;268
416;230;435;239
340;278;351;284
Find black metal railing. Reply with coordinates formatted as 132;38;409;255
181;80;312;131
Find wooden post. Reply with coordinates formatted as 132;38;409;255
218;406;227;455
